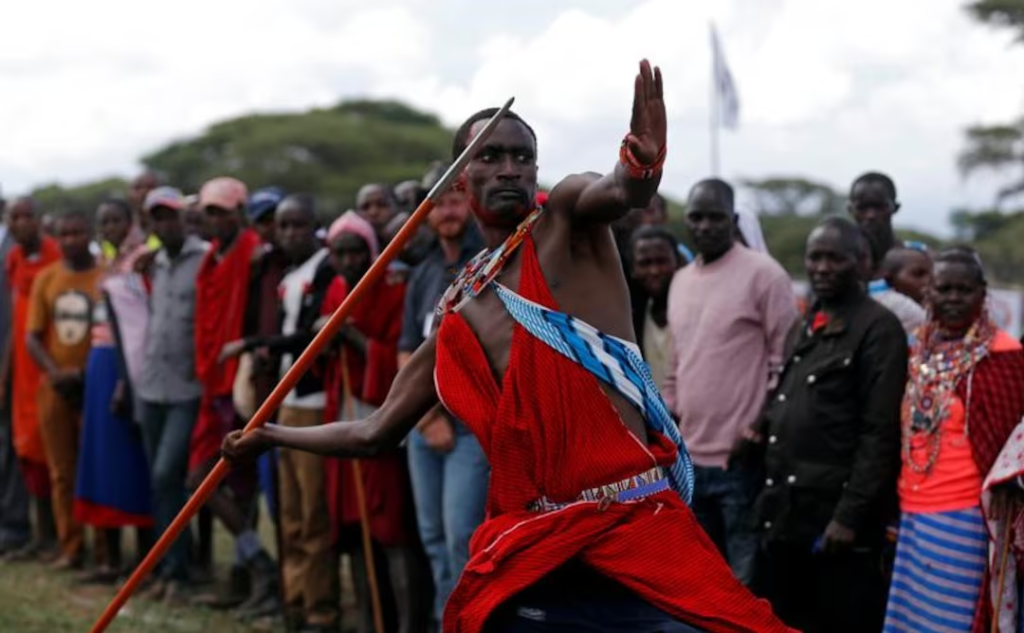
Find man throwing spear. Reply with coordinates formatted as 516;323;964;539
224;60;790;633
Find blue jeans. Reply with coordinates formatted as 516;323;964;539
408;420;489;623
691;465;758;585
138;399;199;581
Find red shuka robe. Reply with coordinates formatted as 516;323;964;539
322;274;417;549
434;236;793;633
6;238;61;485
190;229;261;470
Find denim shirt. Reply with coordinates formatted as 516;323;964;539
136;236;209;404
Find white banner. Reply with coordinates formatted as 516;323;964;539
988;288;1022;339
710;23;740;130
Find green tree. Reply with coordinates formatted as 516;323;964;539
972;212;1024;283
960;1;1024;203
30;177;130;219
949;207;1018;241
758;214;823;274
966;0;1024;40
954;0;1024;284
741;177;845;216
142;99;452;218
958;120;1024;202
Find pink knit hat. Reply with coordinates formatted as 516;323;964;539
327;210;380;260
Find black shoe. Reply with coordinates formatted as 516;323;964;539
232;551;281;621
298;625;340;633
190;564;249;610
0;538;30;557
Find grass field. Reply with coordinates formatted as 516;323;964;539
0;558;254;633
0;509;359;632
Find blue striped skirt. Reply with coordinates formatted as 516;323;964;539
883;506;987;633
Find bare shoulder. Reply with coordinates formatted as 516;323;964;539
545;172;602;218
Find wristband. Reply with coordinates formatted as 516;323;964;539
619;137;666;180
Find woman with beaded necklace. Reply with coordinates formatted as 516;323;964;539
883;248;1024;633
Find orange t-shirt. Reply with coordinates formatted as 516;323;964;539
26;261;105;371
899;330;1021;513
6;238;62;464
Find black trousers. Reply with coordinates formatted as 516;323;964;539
0;403;30;549
486;561;707;633
753;542;888;633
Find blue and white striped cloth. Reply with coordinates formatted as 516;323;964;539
883;507;988;633
492;283;695;505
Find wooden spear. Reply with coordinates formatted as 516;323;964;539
89;97;514;633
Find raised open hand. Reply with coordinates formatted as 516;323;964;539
626;59;667;166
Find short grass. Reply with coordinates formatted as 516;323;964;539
0;507;359;632
0;555;252;633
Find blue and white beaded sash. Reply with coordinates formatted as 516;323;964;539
492;283;694;505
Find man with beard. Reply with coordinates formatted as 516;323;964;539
399;165;489;629
742;217;907;633
224;60;789;632
663;179;797;585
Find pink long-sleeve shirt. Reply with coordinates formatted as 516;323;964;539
663;244;798;469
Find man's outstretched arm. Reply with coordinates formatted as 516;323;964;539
222;334;440;461
547;59;667;225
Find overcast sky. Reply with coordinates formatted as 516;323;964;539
2;0;1023;234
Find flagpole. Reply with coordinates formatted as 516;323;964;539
709;22;720;177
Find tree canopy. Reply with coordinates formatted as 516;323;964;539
742;177;846;216
141;100;452;218
966;0;1024;40
21;94;1024;286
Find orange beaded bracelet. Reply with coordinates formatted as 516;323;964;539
619;137;667;180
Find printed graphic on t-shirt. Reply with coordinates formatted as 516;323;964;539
53;290;93;346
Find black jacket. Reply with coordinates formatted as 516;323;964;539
753;292;908;549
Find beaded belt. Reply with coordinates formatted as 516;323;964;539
527;466;669;513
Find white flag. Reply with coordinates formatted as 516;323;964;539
710;24;740;130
